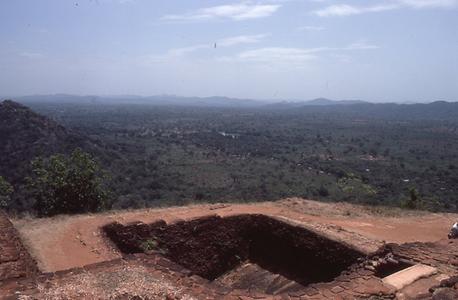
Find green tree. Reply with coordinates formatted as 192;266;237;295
0;176;13;208
27;148;110;216
403;187;421;209
318;184;329;197
337;173;377;201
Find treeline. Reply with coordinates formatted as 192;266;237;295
2;100;458;216
23;102;458;213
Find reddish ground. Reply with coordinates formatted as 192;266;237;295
12;198;458;273
1;198;458;299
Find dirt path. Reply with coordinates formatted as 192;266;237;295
12;198;458;273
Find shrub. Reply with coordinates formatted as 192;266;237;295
0;176;13;208
140;238;167;254
402;188;422;210
27;148;111;217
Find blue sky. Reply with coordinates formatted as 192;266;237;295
0;0;457;102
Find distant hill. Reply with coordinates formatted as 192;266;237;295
15;94;265;108
302;98;368;106
11;94;458;121
289;101;458;121
0;100;97;209
12;94;457;111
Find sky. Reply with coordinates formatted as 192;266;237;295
0;0;457;102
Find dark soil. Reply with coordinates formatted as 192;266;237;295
374;259;413;278
103;214;364;286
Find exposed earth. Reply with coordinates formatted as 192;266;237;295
2;198;458;299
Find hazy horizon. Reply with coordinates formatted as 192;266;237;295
2;93;456;105
1;1;457;102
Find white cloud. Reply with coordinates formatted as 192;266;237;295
19;52;44;59
297;25;325;31
148;34;268;63
161;3;281;22
223;42;379;64
314;0;457;17
315;4;360;17
399;0;458;8
237;47;319;62
314;4;398;17
171;34;267;55
217;34;268;47
344;41;379;50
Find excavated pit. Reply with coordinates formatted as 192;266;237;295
374;258;413;278
104;214;365;289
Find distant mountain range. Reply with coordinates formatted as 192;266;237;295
1;94;457;121
301;98;368;106
4;94;455;108
11;94;265;108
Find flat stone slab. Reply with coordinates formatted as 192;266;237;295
382;264;437;290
